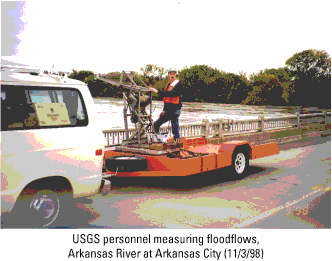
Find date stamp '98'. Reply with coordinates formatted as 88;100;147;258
286;206;309;216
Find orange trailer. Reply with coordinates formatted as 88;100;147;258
103;137;279;178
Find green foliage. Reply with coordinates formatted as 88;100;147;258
69;70;95;83
286;49;331;78
285;49;331;108
140;64;166;80
245;68;294;106
177;64;230;103
69;70;121;97
69;49;331;109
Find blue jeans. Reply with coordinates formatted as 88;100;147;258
153;109;181;139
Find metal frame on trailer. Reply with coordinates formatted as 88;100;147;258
97;71;159;146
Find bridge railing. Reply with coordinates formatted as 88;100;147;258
102;112;331;146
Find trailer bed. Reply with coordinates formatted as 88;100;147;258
103;137;279;177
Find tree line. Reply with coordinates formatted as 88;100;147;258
69;49;331;109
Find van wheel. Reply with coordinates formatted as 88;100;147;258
232;149;249;177
14;189;61;228
105;155;147;172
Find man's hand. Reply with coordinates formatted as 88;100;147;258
149;87;158;93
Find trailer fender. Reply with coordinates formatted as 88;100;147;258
250;142;279;160
217;141;251;168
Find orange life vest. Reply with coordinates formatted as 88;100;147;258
163;81;180;104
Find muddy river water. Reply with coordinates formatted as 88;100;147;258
93;98;325;131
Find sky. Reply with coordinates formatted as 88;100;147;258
1;0;332;76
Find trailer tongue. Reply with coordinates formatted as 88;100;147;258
99;71;279;178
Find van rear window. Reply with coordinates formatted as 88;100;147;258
1;86;88;131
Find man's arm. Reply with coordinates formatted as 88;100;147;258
149;87;158;93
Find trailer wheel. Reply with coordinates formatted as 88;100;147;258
105;155;147;172
232;148;249;177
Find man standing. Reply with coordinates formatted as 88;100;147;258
149;68;183;142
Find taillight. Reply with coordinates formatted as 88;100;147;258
96;149;103;156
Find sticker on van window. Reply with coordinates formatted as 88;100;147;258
33;103;71;126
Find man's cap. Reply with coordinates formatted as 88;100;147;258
168;68;177;73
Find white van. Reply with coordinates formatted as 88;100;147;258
1;66;110;228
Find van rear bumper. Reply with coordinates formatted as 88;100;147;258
99;178;111;195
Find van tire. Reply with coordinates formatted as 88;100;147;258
13;189;63;228
105;155;147;172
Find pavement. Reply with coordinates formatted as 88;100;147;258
243;189;331;229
